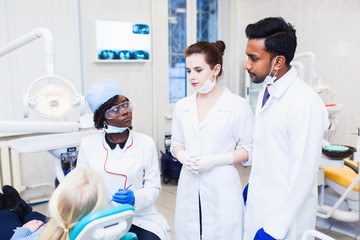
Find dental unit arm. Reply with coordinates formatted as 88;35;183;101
293;51;316;83
10;130;98;183
0;28;55;75
293;51;333;97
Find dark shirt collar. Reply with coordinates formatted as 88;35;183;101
105;134;126;150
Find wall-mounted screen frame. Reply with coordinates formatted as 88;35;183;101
95;19;151;62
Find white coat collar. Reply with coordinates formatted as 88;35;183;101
256;68;297;114
182;88;230;128
182;87;231;111
267;67;298;99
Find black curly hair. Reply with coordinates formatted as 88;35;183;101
93;96;119;129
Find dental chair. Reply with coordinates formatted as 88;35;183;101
322;159;359;214
70;204;137;240
317;156;360;239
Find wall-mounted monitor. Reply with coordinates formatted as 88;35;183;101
95;19;151;62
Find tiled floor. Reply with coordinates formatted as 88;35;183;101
33;164;356;239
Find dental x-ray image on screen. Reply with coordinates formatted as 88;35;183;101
96;20;151;61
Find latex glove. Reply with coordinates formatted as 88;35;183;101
254;228;276;240
191;152;233;173
243;183;249;205
176;150;199;174
112;189;135;205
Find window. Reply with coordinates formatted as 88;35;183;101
197;0;218;42
168;0;218;103
168;0;187;103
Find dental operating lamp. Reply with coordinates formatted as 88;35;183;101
0;28;95;196
0;28;54;74
0;28;85;133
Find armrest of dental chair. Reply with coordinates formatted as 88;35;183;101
70;204;136;240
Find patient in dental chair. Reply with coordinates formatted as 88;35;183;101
0;185;47;239
0;167;108;240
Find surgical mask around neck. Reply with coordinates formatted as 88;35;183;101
263;56;279;85
197;72;216;94
104;122;128;134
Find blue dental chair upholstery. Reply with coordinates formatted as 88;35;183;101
70;204;137;240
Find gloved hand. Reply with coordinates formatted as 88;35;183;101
254;228;276;240
112;189;135;205
190;152;233;173
243;183;249;205
176;150;199;174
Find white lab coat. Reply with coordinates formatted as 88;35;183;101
77;130;170;240
171;88;254;240
243;68;329;240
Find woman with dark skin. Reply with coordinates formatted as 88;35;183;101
77;79;169;240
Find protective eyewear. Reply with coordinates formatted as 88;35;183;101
105;101;133;119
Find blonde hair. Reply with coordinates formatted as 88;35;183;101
39;168;107;240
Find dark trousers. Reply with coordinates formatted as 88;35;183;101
0;210;47;240
129;224;161;240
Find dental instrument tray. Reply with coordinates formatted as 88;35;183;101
322;145;356;159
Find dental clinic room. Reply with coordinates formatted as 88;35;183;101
0;0;359;240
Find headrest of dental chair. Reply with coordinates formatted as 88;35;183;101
70;204;137;240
